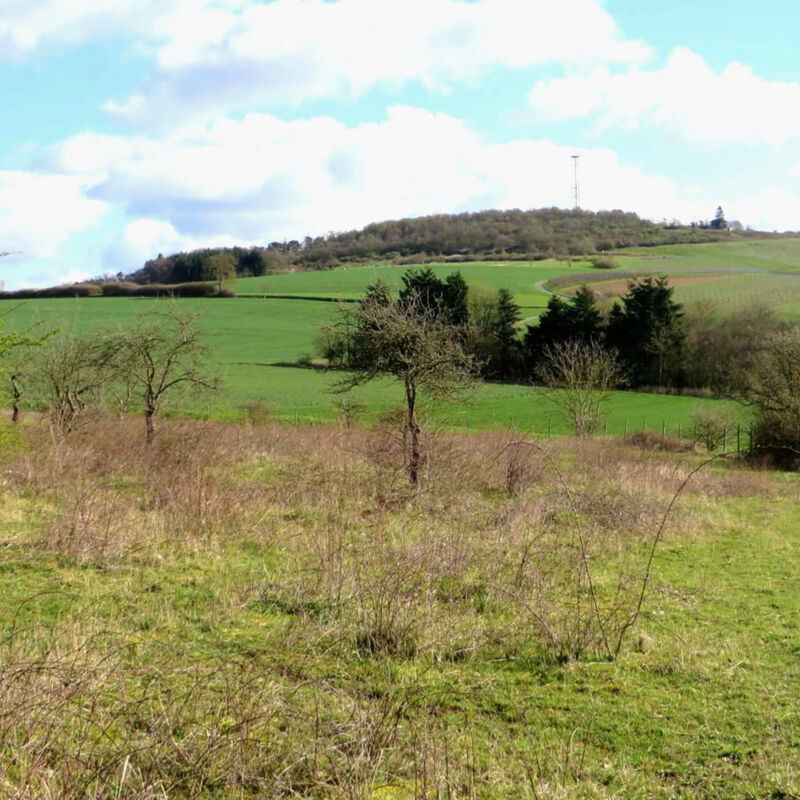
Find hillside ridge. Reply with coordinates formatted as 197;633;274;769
131;206;777;285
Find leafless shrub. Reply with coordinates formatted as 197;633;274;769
501;436;543;496
538;340;623;437
626;428;697;453
242;401;273;426
44;480;141;564
0;412;788;794
691;404;737;451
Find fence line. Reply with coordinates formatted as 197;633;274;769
525;418;750;453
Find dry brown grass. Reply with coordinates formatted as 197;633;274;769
0;415;788;797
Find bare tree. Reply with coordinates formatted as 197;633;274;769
332;290;477;485
32;330;122;435
538;340;622;437
741;327;800;465
117;306;217;445
1;306;50;423
690;404;737;451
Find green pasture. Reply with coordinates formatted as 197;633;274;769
10;238;800;432
3;295;740;437
548;237;800;316
235;259;580;310
614;237;800;274
236;239;800;320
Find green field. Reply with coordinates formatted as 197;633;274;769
615;237;800;274
556;237;800;317
235;259;576;311
4;294;740;436
6;238;800;432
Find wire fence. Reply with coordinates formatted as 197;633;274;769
496;417;753;453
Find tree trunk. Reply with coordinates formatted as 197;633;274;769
145;404;156;446
405;379;421;486
10;374;20;424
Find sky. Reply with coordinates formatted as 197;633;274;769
1;0;800;289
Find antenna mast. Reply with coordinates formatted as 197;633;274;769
571;154;580;210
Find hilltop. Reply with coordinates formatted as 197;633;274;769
130;207;767;284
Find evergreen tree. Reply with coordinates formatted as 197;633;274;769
524;295;569;370
399;268;470;326
444;272;469;326
489;288;521;380
569;286;604;342
710;206;727;230
523;287;604;370
606;276;685;387
399;268;447;314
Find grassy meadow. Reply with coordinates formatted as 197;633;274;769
1;416;799;797
4;293;738;436
12;236;800;434
3;237;800;796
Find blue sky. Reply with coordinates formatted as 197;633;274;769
1;0;799;289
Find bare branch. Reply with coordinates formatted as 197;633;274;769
538;340;622;437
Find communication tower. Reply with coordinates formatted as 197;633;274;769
571;154;580;210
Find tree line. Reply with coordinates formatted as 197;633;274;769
1;306;214;445
322;268;776;393
129;208;752;284
323;268;800;477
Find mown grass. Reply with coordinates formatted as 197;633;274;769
1;416;799;797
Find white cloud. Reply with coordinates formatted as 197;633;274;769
100;0;649;124
790;162;800;179
103;217;241;272
0;170;107;289
50;107;711;257
0;0;174;57
58;266;92;283
0;170;107;258
529;47;800;146
729;187;800;232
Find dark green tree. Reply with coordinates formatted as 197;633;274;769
489;288;521;380
399;268;471;327
524;286;604;370
710;206;727;230
399;268;447;314
569;286;605;341
443;272;469;326
606;276;685;387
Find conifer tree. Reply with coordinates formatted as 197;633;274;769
606;276;685;387
490;288;521;380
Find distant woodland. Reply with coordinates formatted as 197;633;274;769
130;207;748;284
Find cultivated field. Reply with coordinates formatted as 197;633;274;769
0;417;798;798
234;260;572;309
552;238;800;317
